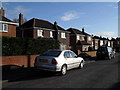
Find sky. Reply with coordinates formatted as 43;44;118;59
1;2;119;38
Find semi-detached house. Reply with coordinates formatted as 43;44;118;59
0;8;18;37
17;14;70;50
67;28;92;55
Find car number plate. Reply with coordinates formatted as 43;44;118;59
40;59;48;63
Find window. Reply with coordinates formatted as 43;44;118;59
77;35;79;40
92;41;94;46
95;40;98;43
41;50;61;57
88;36;91;41
61;32;66;38
108;41;110;46
100;40;103;46
107;47;112;52
95;46;98;50
83;46;88;51
80;36;84;41
37;30;43;37
0;23;8;32
64;52;71;58
50;31;53;38
69;51;77;58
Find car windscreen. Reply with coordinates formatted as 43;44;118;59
41;50;62;57
97;47;107;52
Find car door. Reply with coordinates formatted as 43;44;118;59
64;51;74;70
69;51;80;68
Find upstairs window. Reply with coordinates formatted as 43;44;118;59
100;40;103;46
50;31;53;38
0;23;8;32
37;30;43;37
88;36;91;41
108;41;110;46
77;35;79;40
81;36;84;41
95;40;98;43
61;32;66;39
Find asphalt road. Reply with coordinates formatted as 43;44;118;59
2;53;120;88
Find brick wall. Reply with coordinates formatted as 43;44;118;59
0;54;39;68
80;51;97;57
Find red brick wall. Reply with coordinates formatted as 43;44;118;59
0;24;16;37
0;55;39;67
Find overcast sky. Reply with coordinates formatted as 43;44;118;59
1;2;119;38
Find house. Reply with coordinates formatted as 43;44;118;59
111;37;119;50
92;36;99;50
0;8;18;37
116;37;120;51
81;28;93;45
17;14;70;50
102;37;108;46
67;28;91;54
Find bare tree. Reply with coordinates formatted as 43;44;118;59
13;17;27;23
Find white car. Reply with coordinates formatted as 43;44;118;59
34;50;85;75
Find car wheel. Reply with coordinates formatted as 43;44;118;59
114;55;115;59
79;61;84;69
113;55;115;59
60;65;67;75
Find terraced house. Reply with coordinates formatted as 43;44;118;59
0;8;18;37
17;13;70;50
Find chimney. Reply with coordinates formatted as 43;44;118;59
82;27;84;33
54;21;57;26
54;21;58;30
0;7;4;20
0;7;5;17
19;13;23;26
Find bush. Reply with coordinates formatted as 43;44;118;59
2;37;60;56
88;46;94;51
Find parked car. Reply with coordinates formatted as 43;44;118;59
34;50;85;75
96;46;115;60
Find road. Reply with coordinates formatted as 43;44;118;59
2;53;120;88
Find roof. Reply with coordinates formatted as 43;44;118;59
67;28;83;34
77;41;91;45
67;28;91;36
93;36;100;39
82;31;91;36
19;18;66;31
2;16;14;22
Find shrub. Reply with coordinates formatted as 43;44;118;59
2;37;60;56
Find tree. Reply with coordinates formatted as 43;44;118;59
13;17;27;23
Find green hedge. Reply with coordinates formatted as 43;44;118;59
2;37;60;56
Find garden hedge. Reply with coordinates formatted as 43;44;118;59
2;37;60;56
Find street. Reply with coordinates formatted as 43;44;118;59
2;53;120;88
